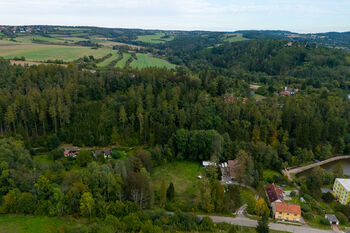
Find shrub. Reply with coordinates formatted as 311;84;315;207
319;217;330;226
200;216;214;231
302;212;314;220
322;192;334;203
301;203;311;212
335;211;348;225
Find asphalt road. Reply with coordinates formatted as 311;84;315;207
198;215;335;233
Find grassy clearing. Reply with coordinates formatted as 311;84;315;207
13;36;63;44
131;53;175;69
222;34;249;43
115;53;131;68
33;154;51;163
253;94;267;101
0;44;113;61
240;187;255;204
152;161;203;202
263;169;281;180
136;32;174;44
97;52;120;67
0;215;69;233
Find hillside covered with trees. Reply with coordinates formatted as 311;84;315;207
0;38;350;232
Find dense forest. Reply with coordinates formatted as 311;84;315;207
0;40;350;164
1;38;350;232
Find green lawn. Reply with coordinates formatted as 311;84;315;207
131;53;176;69
97;52;121;67
115;53;131;68
152;161;203;202
135;32;174;44
0;215;69;233
222;34;249;43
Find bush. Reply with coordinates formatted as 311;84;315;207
302;212;314;220
322;192;334;203
319;217;330;226
200;216;214;231
335;211;348;225
303;194;313;202
111;150;122;159
301;203;311;212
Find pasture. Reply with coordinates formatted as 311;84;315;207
131;53;176;69
136;32;174;44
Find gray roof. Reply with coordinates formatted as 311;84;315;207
325;214;339;223
321;188;332;194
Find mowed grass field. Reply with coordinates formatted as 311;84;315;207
222;34;249;43
97;52;120;67
131;53;176;69
152;161;203;203
0;215;68;233
115;53;131;68
136;32;174;44
0;44;114;61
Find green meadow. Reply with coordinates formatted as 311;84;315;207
97;52;121;67
115;52;132;68
136;32;174;44
152;161;203;203
0;45;114;61
0;215;69;233
131;53;176;69
222;34;249;43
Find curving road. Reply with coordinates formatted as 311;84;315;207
287;156;350;175
197;215;335;233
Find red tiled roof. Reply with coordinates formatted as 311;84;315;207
280;91;291;96
249;85;261;90
266;184;283;203
275;202;301;215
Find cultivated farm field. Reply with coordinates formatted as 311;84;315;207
0;44;114;61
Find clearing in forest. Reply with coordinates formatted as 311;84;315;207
135;32;174;44
152;161;203;203
131;53;176;69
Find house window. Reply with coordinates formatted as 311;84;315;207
294;214;297;216
286;217;288;220
278;216;282;219
287;213;289;215
279;212;282;214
